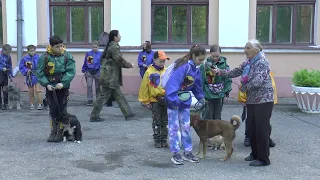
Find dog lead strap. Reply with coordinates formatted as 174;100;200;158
52;89;63;121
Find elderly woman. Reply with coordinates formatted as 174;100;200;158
212;39;274;167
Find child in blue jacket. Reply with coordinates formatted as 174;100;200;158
137;41;155;78
82;41;102;106
0;44;13;110
165;45;206;165
19;45;43;110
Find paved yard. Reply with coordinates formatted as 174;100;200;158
0;93;319;180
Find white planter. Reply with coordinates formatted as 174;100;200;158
292;85;320;113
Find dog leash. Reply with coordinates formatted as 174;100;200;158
52;89;69;123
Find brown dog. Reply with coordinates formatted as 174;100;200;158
190;114;241;161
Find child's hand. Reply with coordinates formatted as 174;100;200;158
142;103;152;109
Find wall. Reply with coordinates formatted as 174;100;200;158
2;0;320;98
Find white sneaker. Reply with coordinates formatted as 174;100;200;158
37;104;43;110
30;104;35;110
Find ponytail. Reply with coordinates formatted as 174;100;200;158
101;30;119;59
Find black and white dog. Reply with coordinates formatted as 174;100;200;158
61;114;82;143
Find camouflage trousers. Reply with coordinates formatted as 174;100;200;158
151;102;168;142
90;86;133;118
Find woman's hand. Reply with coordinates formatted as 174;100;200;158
211;68;220;74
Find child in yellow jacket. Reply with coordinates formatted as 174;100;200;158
138;50;170;148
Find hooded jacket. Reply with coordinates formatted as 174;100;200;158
165;60;204;110
199;56;232;99
36;46;76;89
138;65;166;103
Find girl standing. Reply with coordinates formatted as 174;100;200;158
165;45;206;165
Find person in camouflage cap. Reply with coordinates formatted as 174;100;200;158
90;30;135;122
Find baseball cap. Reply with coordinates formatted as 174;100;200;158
154;50;170;61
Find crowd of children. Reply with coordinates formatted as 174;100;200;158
0;35;275;166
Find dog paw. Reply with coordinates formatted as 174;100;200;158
199;155;205;159
63;137;67;142
17;107;22;110
74;140;81;144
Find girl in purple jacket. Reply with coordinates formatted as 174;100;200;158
165;45;206;165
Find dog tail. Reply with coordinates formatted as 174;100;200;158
230;115;241;130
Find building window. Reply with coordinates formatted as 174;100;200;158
49;0;104;44
151;0;208;45
256;0;315;45
0;0;3;44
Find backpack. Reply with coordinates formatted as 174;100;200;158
98;32;109;46
160;62;191;89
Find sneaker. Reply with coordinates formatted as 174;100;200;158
171;153;184;165
182;151;199;163
37;104;43;110
30;104;35;110
86;100;93;106
154;141;162;148
161;140;168;147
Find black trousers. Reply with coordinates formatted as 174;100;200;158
203;98;223;120
46;88;69;121
151;102;168;142
0;73;9;105
247;102;273;164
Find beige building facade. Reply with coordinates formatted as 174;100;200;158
1;0;319;97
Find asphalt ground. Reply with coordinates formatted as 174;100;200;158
0;93;319;180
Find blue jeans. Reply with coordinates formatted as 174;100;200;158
168;108;192;153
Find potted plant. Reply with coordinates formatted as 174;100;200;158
292;68;320;113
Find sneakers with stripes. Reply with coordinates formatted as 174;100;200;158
182;151;199;163
171;153;184;165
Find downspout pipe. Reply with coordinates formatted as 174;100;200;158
16;0;23;64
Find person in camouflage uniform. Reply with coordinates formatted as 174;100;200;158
90;30;135;122
36;35;76;142
200;44;232;120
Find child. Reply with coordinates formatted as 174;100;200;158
19;45;43;110
165;45;206;165
137;41;155;78
0;44;13;110
82;41;102;106
138;50;170;148
200;44;232;120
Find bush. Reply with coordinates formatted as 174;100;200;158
292;69;320;88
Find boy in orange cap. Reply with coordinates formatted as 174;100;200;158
138;50;170;148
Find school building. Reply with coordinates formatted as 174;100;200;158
1;0;319;97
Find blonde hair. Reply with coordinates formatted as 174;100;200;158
248;39;263;51
92;40;99;46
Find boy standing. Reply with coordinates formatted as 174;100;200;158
82;41;102;106
0;44;13;110
36;35;76;142
138;50;169;148
19;45;43;110
200;44;232;120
